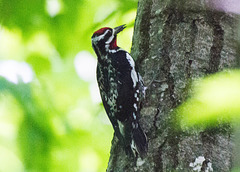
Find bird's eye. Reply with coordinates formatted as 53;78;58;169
105;29;112;38
105;29;113;36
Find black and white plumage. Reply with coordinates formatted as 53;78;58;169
91;25;148;157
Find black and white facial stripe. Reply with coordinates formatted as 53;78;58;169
92;29;113;43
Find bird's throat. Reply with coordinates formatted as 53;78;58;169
109;37;118;50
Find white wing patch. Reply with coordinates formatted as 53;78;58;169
133;112;136;119
126;53;138;88
134;103;137;111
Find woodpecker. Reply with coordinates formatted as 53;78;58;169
91;24;148;157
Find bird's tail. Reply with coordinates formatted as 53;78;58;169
132;123;148;157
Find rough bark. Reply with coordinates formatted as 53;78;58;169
107;0;238;171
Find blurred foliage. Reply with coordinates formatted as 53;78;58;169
0;0;138;171
177;70;240;129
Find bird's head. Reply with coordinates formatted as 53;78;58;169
91;24;126;50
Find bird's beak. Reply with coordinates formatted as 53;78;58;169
114;24;126;35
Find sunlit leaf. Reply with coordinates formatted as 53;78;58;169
178;70;240;128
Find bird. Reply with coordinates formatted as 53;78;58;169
91;24;148;158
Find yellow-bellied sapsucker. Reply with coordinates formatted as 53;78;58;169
91;25;148;157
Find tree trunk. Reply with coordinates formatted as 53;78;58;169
107;0;238;171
